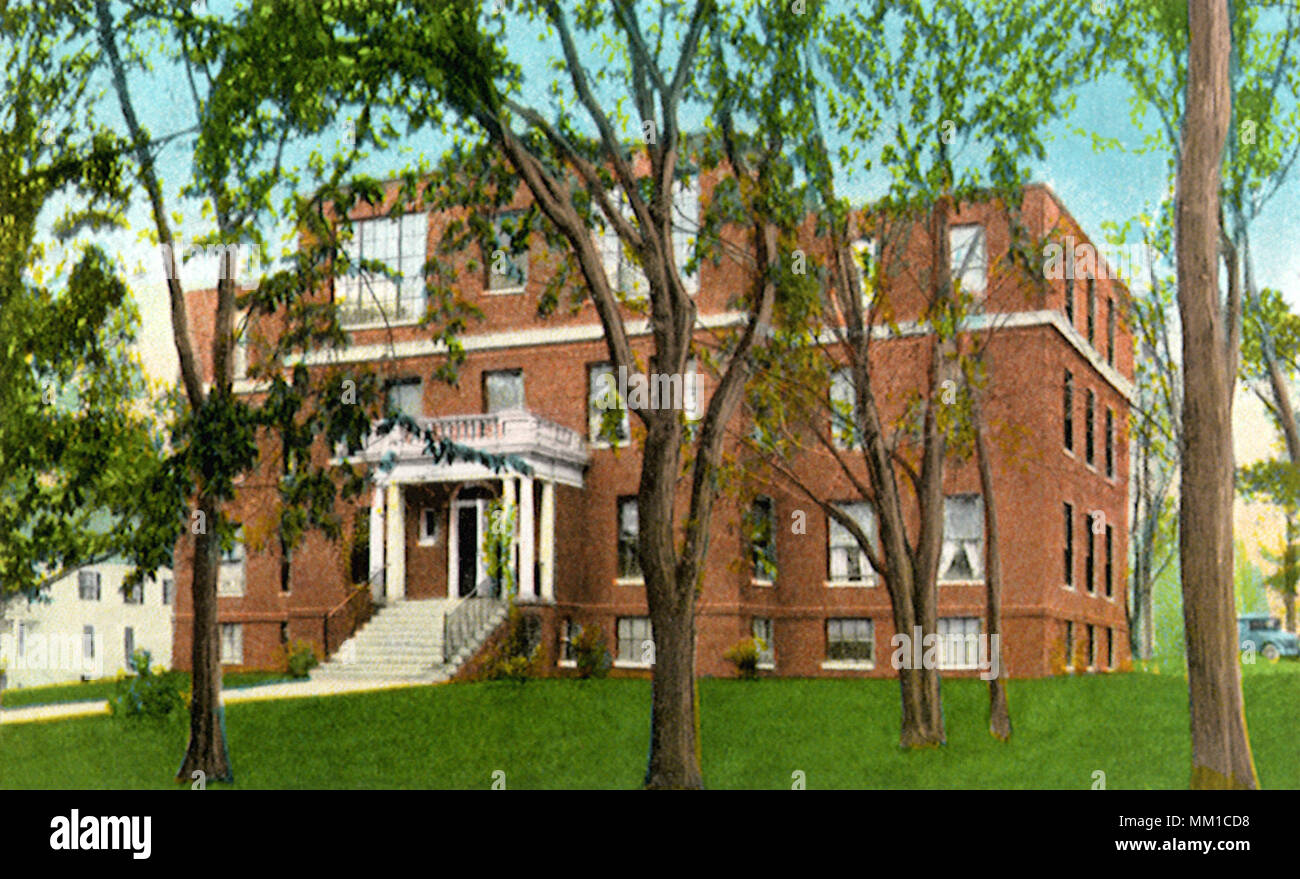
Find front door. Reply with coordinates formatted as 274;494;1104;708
456;503;480;597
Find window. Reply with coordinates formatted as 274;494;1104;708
949;224;987;295
852;237;877;307
419;508;440;545
83;625;95;660
938;617;980;670
219;532;245;597
617;496;642;581
1065;621;1075;668
599;193;647;300
1065;273;1074;324
233;311;251;380
384;377;423;419
1105;524;1114;598
588;362;630;445
828;501;877;584
483;369;524;412
749;496;778;583
559;618;580;664
1086;277;1096;345
1085;389;1095;466
220;623;243;665
829;368;859;449
487;211;528;292
940;494;984;582
1106;627;1114;669
826;618;874;665
616;616;653;666
337;212;427;327
752;618;775;668
671;175;701;296
1105;407;1115;478
1063;371;1074;452
1063;503;1074;588
123;580;143;605
279;622;289;645
78;570;101;601
1106;297;1116;364
1086;623;1096;669
1085;513;1097;594
17;621;30;656
162;578;174;606
124;627;135;668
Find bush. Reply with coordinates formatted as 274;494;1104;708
478;607;543;682
723;637;765;680
278;639;319;679
572;624;612;679
108;650;186;722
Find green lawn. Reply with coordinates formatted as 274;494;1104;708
2;665;1296;789
0;671;292;709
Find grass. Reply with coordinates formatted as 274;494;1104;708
1;665;1296;789
0;671;293;709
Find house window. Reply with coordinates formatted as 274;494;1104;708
1063;503;1074;588
949;224;987;295
1064;273;1074;324
752;618;775;668
1106;297;1116;364
940;494;984;582
588;362;630;445
78;570;101;601
17;621;30;656
162;578;174;606
487;211;528;292
1065;621;1075;669
559;618;580;664
617;496;642;581
616;616;653;666
1105;523;1114;598
829;367;859;449
384;377;423;419
233;311;252;380
219;533;245;597
419;508;440;545
1086;277;1096;345
1063;370;1074;452
1105;407;1115;478
1106;627;1114;668
671;175;700;296
337;212;427;327
827;501;877;583
599;192;648;300
483;369;524;412
83;625;95;660
826;618;874;665
1085;513;1097;594
124;627;135;668
279;622;289;645
749;496;778;583
1085;389;1095;465
124;580;144;605
938;617;980;670
1086;623;1096;669
852;237;877;307
220;623;243;665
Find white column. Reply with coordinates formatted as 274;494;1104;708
386;482;405;601
369;483;386;601
502;477;516;599
539;480;555;602
518;476;535;602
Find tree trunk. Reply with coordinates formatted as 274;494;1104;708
972;392;1011;740
1175;0;1257;790
176;494;232;783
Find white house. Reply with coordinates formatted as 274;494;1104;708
0;561;174;689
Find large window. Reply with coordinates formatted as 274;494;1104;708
1063;503;1074;588
1063;370;1074;452
384;377;423;419
219;533;245;597
938;617;980;670
220;623;243;665
949;224;987;295
588;362;630;445
826;618;874;665
617;496;642;581
749;496;778;583
483;369;524;412
487;211;528;293
78;570;101;601
830;367;859;449
616;616;653;666
940;494;984;582
827;501;877;584
752;617;775;668
337;212;427;327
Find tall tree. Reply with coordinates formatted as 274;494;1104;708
1175;0;1257;789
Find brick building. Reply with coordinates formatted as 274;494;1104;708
171;179;1133;680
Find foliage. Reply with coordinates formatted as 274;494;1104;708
277;640;319;679
107;651;186;723
571;624;612;680
481;498;518;601
723;637;765;680
477;607;542;682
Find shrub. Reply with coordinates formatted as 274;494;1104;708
478;607;543;682
572;624;612;679
108;650;185;722
723;637;765;680
278;639;319;678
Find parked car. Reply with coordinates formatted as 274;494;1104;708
1238;614;1300;661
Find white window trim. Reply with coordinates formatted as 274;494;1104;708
418;507;439;546
821;659;875;671
614;576;646;587
750;578;775;588
825;579;877;588
613;659;654;669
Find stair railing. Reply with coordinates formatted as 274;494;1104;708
442;585;506;664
